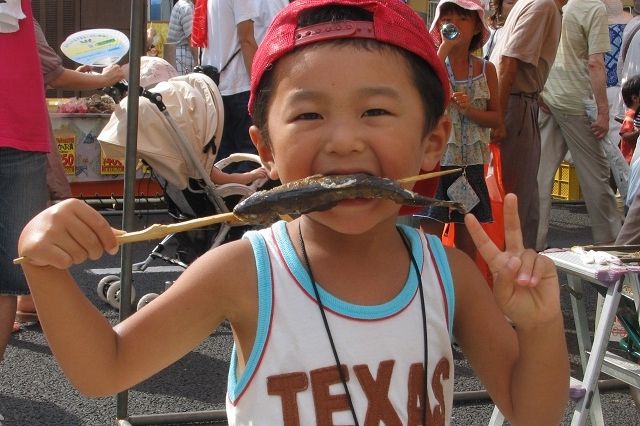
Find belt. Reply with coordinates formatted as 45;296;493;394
510;92;539;100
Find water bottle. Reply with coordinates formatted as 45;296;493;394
441;23;460;40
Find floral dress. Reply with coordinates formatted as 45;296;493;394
441;59;491;167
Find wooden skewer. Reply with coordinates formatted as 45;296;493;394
14;170;458;265
398;168;462;184
116;212;240;245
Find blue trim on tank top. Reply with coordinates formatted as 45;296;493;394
425;234;455;337
273;220;422;320
227;229;273;403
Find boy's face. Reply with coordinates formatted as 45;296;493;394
250;44;449;230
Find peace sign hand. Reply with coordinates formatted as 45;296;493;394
464;194;561;329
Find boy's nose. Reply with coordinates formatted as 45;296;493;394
324;120;366;156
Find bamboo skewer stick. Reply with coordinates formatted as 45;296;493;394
398;168;461;184
116;212;240;245
14;169;460;265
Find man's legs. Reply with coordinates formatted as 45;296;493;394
500;95;540;249
216;91;257;173
536;108;568;251
554;106;622;244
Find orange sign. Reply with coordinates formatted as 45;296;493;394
100;151;125;175
56;136;76;175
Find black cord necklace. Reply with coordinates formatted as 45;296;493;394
298;222;429;425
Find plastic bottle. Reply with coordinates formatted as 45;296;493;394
441;23;460;40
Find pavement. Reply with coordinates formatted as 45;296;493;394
1;201;640;425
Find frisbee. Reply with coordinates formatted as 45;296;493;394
60;29;129;67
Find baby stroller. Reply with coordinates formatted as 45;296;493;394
97;67;266;310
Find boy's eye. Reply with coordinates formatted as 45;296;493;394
362;108;389;117
296;112;322;120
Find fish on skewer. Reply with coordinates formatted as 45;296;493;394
14;171;463;264
234;173;464;224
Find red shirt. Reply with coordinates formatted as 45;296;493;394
0;0;49;153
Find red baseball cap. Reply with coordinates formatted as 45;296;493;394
248;0;450;116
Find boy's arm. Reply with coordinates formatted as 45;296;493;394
18;199;254;396
453;194;569;425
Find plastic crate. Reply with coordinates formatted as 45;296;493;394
552;161;582;201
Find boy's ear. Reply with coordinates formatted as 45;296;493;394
249;125;279;180
420;115;451;171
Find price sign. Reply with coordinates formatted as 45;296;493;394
57;136;76;175
100;150;125;175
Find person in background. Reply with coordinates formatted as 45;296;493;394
604;0;632;130
167;0;198;74
612;72;640;409
601;0;632;201
619;88;639;164
14;20;125;329
200;0;288;173
488;0;564;249
620;75;640;214
483;0;518;60
418;0;500;260
34;19;125;203
536;0;621;252
0;0;50;360
615;0;640;135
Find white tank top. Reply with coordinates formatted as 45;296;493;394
226;221;455;425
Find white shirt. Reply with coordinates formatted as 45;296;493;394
0;0;25;33
201;0;287;96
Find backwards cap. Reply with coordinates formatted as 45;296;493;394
248;0;450;116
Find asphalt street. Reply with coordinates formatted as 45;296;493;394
1;201;640;425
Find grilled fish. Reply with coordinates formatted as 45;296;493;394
233;173;465;224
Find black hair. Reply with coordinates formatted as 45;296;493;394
622;75;640;108
487;0;506;29
252;5;446;145
438;3;484;52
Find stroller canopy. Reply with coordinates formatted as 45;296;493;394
99;72;224;190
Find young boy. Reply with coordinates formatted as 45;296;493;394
17;0;568;424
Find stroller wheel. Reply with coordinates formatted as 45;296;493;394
97;275;120;303
137;293;159;311
105;281;137;310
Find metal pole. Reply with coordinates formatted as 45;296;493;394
116;0;145;421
